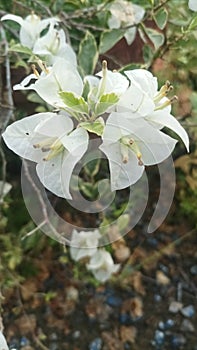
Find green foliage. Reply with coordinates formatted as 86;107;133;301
78;31;98;76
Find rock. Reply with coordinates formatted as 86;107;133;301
180;319;195;332
170;334;186;347
169;301;183;313
89;337;102;350
156;271;170;285
154;330;165;346
181;305;195;318
190;265;197;275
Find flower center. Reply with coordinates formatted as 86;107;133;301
33;137;64;160
120;136;143;166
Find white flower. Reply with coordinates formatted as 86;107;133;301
2;112;88;199
108;0;145;45
70;229;101;261
100;112;177;191
84;60;129;116
117;69;189;152
13;58;83;109
1;12;59;49
188;0;197;11
0;331;9;350
87;249;120;282
33;22;77;65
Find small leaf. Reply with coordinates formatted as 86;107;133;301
59;91;88;114
144;27;165;50
99;29;125;54
142;44;154;64
9;43;33;55
80;119;104;136
188;16;197;30
84;157;101;178
78;31;99;76
154;8;168;30
95;93;119;115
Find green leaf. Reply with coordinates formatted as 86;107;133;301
154;8;168;30
142;45;154;64
99;29;125;54
59;91;88;114
188;16;197;31
9;43;33;55
95;93;119;115
84;156;101;178
78;31;98;76
80;119;104;136
144;27;165;50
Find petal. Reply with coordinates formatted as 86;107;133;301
117;81;155;116
35;113;73;137
1;14;24;25
100;141;144;191
2;112;56;162
189;0;197;11
0;331;9;350
36;152;66;198
147;111;190;152
34;58;83;107
13;73;38;91
125;69;158;99
124;28;136;45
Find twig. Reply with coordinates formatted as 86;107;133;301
0;24;14;202
22;159;69;245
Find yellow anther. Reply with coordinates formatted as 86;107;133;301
37;59;49;74
31;64;40;78
154;95;178;111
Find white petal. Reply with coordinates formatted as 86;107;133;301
189;0;197;11
36;152;66;198
124;28;136;45
59;129;89;199
0;331;9;350
13;73;38;91
100;141;144;191
125;69;158;99
133;4;145;23
35;113;73;137
1;13;24;25
118;81;155;116
147;112;190;152
2;112;56;162
34;58;83;107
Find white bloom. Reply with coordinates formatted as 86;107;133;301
1;13;59;49
33;22;77;65
108;0;145;45
70;229;101;261
100;112;177;191
0;331;9;350
2;112;88;199
87;249;120;282
117;69;189;152
0;181;12;203
188;0;197;11
13;58;83;109
84;60;129;115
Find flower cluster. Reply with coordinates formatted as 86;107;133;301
107;0;145;45
70;229;120;282
1;12;189;200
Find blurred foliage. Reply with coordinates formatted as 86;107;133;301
1;0;197;288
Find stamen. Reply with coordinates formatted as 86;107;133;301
31;64;40;78
37;59;49;74
154;81;174;103
98;60;108;97
154;95;178;111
